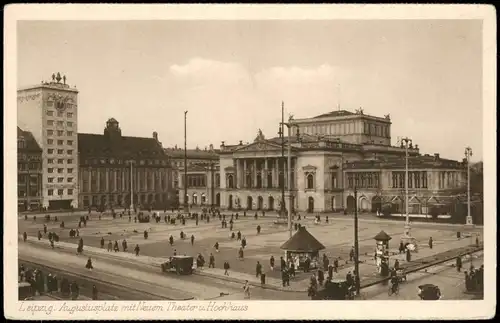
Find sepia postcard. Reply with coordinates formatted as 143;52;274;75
3;4;496;320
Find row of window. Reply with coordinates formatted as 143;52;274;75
18;162;41;171
226;173;286;189
346;172;381;189
47;130;74;136
392;171;428;189
47;139;74;146
47;120;73;127
48;177;74;183
47;159;74;164
81;169;168;193
47;168;74;173
47;188;73;196
82;159;168;166
187;175;207;188
48;149;73;155
46;110;74;118
18;175;38;183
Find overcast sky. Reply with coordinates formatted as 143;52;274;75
17;20;483;161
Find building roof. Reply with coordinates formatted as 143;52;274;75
164;147;219;160
374;230;392;241
280;226;325;252
78;133;167;159
17;127;42;152
313;110;356;119
344;154;464;170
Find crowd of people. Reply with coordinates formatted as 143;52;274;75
464;264;484;293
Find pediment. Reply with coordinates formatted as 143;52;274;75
302;164;317;171
234;141;285;153
409;195;421;204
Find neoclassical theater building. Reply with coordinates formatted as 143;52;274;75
216;109;466;214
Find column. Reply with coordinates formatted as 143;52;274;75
88;168;92;193
253;159;257;188
235;159;240;188
264;158;268;188
105;168;110;192
97;168;101;192
243;159;247;188
284;160;288;189
274;158;279;187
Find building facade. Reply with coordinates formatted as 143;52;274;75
17;127;43;211
177;163;221;208
164;146;219;207
78;118;174;209
17;73;79;209
217;109;465;213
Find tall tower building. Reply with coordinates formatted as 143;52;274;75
17;73;79;209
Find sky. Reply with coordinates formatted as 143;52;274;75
17;20;483;161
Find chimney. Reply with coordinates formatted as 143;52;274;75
153;132;158;141
434;153;440;160
239;140;243;145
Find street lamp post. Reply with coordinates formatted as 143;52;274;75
128;160;135;211
401;137;413;238
282;114;300;238
354;187;361;296
465;147;473;226
278;102;286;219
183;111;189;213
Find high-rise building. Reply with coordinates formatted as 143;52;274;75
17;73;79;209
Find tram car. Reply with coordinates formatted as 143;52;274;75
161;256;194;275
137;212;150;223
311;278;354;300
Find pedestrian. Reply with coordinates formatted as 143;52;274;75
254;212;258;220
122;239;128;252
100;237;105;249
230;222;233;231
224;261;230;276
394;259;400;271
243;280;250;299
114;241;119;252
191;234;195;245
241;237;247;249
257;225;261;234
237;231;242;241
214;242;219;253
231;232;235;239
135;244;140;256
280;256;286;271
346;271;353;287
429;237;433;249
50;239;55;249
328;264;334;279
144;230;148;240
107;240;112;252
238;247;244;260
169;235;174;246
270;256;275;271
86;257;93;270
323;254;329;272
92;285;98;300
209;253;215;268
333;257;339;273
349;246;355;262
317;268;325;286
399;241;405;254
456;256;462;272
256;261;262;277
406;248;411;262
476;236;479;247
196;218;199;226
23;231;27;242
43;224;47;235
281;268;288;287
37;230;42;241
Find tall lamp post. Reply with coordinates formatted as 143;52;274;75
282;114;300;238
127;160;135;211
353;187;360;296
401;137;413;238
465;147;473;226
277;102;286;218
183;111;189;213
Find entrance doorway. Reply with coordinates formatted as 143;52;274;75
346;195;356;213
228;195;233;209
258;196;264;210
247;196;253;210
308;197;314;213
268;196;274;210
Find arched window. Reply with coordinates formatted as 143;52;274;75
306;174;314;189
227;174;234;188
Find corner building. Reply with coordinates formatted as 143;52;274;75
78;118;174;209
17;74;79;209
17;127;43;211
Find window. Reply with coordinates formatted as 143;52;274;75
67;140;73;145
414;172;421;188
57;149;64;154
422;171;428;188
67;159;73;164
48;177;54;183
48;149;54;154
57;111;63;117
347;173;354;188
47;139;54;145
67;131;73;136
67;112;73;118
67;177;73;182
47;159;54;164
68;168;73;173
57;130;64;136
67;122;73;127
47;111;54;116
57;140;63;145
48;189;54;196
67;149;73;155
331;172;338;189
57;189;64;196
57;177;64;183
57;159;64;164
306;174;314;189
58;168;63;173
47;120;54;126
57;121;64;126
48;168;54;173
47;130;54;136
68;189;73;195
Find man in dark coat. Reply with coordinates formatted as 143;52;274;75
256;261;262;277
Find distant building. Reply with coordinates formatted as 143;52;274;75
217;109;465;213
17;127;43;211
78;118;174;209
176;163;220;208
17;73;79;209
164;146;219;207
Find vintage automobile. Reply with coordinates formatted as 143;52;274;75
311;278;354;300
161;256;194;275
138;212;150;223
418;284;442;300
18;282;33;300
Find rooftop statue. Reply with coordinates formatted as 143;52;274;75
254;129;265;142
384;114;391;119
